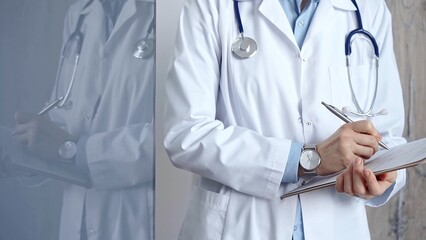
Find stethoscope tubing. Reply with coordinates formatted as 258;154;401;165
345;0;379;58
232;0;385;117
54;15;85;109
233;0;244;36
54;2;155;108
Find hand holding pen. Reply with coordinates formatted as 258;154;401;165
11;97;63;136
12;97;72;161
321;101;389;150
37;96;64;115
310;102;385;176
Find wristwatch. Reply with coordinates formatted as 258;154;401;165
58;140;77;160
299;144;321;176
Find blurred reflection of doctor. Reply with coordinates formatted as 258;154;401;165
13;0;155;239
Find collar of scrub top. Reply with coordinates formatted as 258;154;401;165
231;0;353;59
234;0;357;9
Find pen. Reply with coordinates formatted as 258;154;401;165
11;97;64;136
321;101;389;150
38;96;64;115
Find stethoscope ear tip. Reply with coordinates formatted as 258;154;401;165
342;106;351;115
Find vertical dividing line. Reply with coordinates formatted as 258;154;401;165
396;187;405;240
408;74;415;142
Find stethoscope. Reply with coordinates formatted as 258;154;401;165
53;0;154;109
231;0;387;118
231;0;258;59
343;0;387;117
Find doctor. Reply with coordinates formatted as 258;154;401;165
164;0;405;239
13;0;154;239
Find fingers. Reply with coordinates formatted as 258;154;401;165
343;163;354;195
336;162;396;199
336;163;352;193
377;171;397;183
337;158;366;196
318;120;382;176
344;121;380;158
350;120;382;141
14;130;30;146
365;170;397;196
351;143;375;159
363;169;382;196
14;122;32;135
15;111;38;124
14;120;39;148
351;158;367;196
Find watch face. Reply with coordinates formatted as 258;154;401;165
300;150;321;171
58;141;77;159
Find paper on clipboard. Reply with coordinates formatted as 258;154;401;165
0;125;91;188
281;138;426;199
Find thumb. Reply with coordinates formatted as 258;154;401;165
14;111;38;124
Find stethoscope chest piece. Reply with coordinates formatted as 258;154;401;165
133;38;155;59
232;37;257;59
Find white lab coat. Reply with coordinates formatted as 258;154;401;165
164;0;406;239
48;0;154;239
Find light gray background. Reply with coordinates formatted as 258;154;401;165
155;0;193;239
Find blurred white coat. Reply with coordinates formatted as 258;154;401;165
49;0;154;239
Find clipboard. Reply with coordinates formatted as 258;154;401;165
1;125;91;188
281;138;426;199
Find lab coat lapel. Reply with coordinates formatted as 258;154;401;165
258;0;298;49
303;0;356;46
107;0;137;40
82;0;108;44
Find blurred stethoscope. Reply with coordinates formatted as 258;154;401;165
231;0;387;118
53;0;154;109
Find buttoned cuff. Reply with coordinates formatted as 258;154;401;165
282;142;303;183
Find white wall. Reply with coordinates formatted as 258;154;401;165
155;0;193;239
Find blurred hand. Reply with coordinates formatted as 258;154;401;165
336;157;397;199
316;120;381;175
14;111;72;161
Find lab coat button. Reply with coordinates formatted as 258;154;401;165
294;226;297;231
306;121;312;125
89;229;95;236
85;114;91;120
302;58;307;63
298;21;304;27
103;52;109;58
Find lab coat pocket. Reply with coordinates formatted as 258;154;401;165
329;64;376;120
178;187;230;240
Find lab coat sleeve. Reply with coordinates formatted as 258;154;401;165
362;0;406;206
164;0;290;199
83;122;154;190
